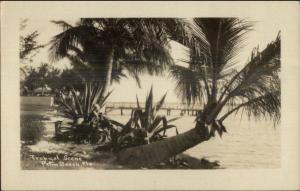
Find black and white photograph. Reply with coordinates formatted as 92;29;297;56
19;16;281;170
1;1;299;190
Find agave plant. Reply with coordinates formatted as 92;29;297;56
55;81;114;144
106;87;180;150
58;81;112;120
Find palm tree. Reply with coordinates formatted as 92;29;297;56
116;18;281;168
49;18;188;94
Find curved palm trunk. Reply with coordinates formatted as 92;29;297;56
116;125;209;168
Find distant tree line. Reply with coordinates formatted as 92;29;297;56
21;63;85;96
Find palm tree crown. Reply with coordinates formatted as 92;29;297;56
49;18;188;91
170;18;280;125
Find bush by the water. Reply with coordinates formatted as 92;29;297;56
55;81;115;144
56;84;179;152
99;88;180;151
21;115;46;145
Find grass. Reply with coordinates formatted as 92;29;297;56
21;114;49;145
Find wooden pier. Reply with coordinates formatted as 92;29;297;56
105;102;202;116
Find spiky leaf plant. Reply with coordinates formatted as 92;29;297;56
55;81;115;144
105;87;180;150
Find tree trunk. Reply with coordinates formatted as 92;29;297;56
102;48;115;96
116;125;209;168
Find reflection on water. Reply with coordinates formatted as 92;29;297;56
107;109;281;169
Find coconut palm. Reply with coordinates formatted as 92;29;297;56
116;18;281;168
49;18;188;95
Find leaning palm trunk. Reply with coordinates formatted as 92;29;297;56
116;123;209;168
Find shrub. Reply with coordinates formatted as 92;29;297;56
56;84;179;151
21;115;46;145
54;115;121;144
55;81;115;144
97;87;180;151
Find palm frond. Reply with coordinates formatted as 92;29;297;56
110;65;127;84
49;23;98;62
224;32;281;101
50;18;179;87
217;33;281;122
170;18;253;106
169;65;204;105
191;18;253;71
220;90;280;122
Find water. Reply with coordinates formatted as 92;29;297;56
107;112;281;169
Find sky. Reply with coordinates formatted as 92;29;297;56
22;18;281;103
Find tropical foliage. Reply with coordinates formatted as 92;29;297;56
103;88;180;151
47;18;281;168
55;81;113;144
49;18;187;94
21;65;89;96
170;18;280;135
20;19;45;94
58;69;86;92
22;63;60;95
116;18;281;167
20;19;44;64
55;82;179;150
